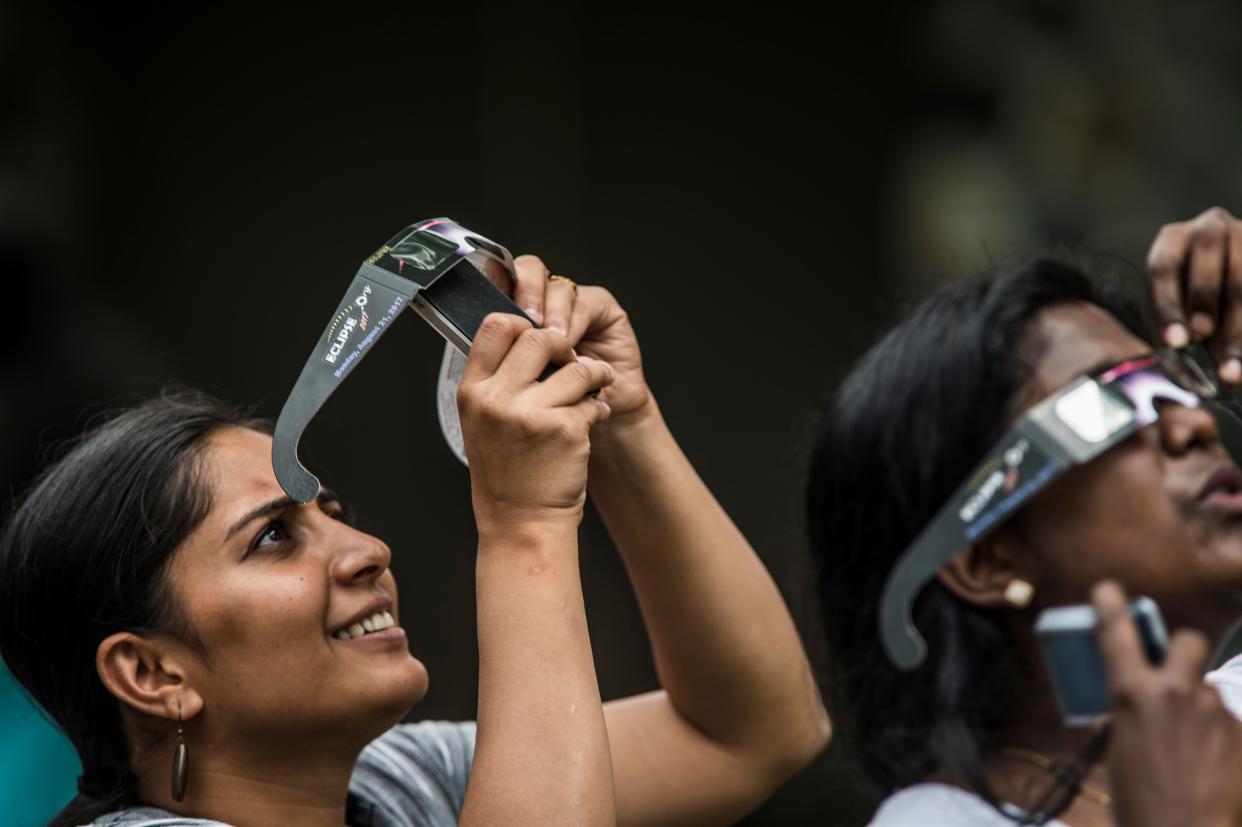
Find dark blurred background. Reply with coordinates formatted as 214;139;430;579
2;0;1241;824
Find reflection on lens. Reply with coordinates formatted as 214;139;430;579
1054;381;1133;443
390;240;442;270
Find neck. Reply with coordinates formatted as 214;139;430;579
927;712;1113;826
981;725;1114;827
974;639;1112;822
132;725;368;827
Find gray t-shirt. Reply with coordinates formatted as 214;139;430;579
87;720;475;827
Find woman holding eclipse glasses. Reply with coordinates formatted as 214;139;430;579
808;206;1242;826
0;257;829;826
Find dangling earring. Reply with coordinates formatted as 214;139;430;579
1004;579;1035;609
171;701;189;802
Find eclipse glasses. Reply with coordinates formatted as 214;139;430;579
881;345;1242;670
270;219;523;504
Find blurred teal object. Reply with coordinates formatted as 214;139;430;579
0;660;79;827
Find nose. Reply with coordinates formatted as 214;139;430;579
328;523;393;586
1156;400;1219;457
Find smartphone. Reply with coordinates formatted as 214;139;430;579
1034;596;1168;726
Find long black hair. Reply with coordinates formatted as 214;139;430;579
0;389;268;826
805;256;1152;817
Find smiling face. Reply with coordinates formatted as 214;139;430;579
166;427;428;749
1004;303;1242;640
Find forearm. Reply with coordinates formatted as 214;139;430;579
589;402;829;768
460;523;616;827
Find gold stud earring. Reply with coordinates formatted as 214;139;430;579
171;701;189;802
1004;579;1035;609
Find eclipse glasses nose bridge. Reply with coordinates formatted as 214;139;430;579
1055;351;1216;444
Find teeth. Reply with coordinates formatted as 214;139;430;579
334;610;397;641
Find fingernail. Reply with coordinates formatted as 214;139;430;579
1165;322;1190;348
524;306;542;324
1191;313;1215;338
1222;358;1242;385
549;325;567;337
1090;580;1124;614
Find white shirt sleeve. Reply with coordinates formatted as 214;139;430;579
868;783;1069;826
1206;652;1242;720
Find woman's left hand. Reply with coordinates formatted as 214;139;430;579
504;254;652;422
1147;206;1242;382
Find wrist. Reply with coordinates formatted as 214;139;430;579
470;484;588;541
592;395;665;451
475;513;581;552
475;522;582;583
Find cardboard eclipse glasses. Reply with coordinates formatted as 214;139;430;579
880;345;1242;670
271;219;524;504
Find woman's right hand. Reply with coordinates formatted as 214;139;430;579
456;312;615;534
457;310;619;827
1093;580;1242;827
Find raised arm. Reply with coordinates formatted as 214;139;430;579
512;259;831;827
455;311;618;827
592;400;831;827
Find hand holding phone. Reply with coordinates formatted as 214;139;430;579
1035;595;1167;726
1091;581;1242;827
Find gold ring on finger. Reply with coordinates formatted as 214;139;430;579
548;274;578;294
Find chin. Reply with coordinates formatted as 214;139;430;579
326;659;430;749
371;657;431;721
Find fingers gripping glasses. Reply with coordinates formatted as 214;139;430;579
880;345;1242;670
271;219;525;503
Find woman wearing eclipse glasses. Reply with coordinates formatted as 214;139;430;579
0;256;829;826
807;206;1242;826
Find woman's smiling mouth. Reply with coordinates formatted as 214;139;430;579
333;610;399;640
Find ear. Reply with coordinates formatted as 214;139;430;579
96;632;204;722
935;522;1031;610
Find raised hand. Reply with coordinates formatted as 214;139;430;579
1094;581;1242;827
1147;207;1242;382
456;311;615;531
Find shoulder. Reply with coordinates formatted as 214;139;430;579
356;719;476;778
868;783;1059;826
349;720;477;826
86;808;228;826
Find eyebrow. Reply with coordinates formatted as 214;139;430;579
224;488;341;542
